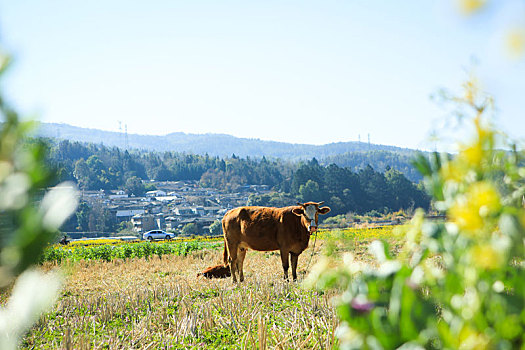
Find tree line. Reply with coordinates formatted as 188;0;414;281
48;140;289;193
249;158;430;215
321;150;423;182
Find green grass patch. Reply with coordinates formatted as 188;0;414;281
41;241;221;263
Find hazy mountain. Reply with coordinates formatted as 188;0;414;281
37;123;420;160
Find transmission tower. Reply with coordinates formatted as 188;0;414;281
118;121;123;148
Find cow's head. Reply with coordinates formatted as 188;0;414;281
292;201;331;233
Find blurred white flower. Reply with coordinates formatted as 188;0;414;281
451;294;463;309
303;257;330;289
342;252;365;274
397;342;425;350
409;266;424;286
0;269;61;349
461;287;480;320
0;173;30;210
335;321;364;349
492;280;504;293
40;182;79;230
377;260;401;278
369;240;386;263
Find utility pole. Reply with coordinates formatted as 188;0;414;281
125;124;129;150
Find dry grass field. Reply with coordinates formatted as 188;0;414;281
14;228;398;349
25;246;337;349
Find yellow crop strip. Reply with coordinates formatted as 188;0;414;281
316;225;396;241
56;235;224;248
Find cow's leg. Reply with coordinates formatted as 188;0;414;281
227;241;239;283
290;252;299;281
237;247;247;282
280;249;290;280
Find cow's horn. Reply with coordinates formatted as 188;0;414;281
318;201;324;206
297;202;304;206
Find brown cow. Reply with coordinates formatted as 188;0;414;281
222;201;330;282
197;264;231;279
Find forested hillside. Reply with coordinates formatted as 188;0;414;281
321;150;422;182
38;122;419;160
46;139;430;215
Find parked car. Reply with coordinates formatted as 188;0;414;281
142;230;175;241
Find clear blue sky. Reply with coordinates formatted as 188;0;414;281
0;0;524;150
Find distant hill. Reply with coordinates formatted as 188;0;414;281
37;122;420;160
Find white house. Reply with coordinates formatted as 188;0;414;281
116;209;145;220
109;190;129;200
146;190;167;197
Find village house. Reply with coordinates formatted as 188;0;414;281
116;208;145;222
164;216;180;231
146;189;167;197
173;206;195;217
80;189;105;200
108;190;128;200
131;212;165;232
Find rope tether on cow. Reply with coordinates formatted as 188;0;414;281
302;231;318;276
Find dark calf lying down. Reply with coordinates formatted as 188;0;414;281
197;264;231;279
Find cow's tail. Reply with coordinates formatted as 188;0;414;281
222;219;229;267
222;240;228;266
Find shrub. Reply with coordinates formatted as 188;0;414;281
182;223;199;236
364;210;383;218
209;220;222;235
307;80;525;349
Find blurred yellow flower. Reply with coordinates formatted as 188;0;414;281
459;143;483;167
457;116;494;169
506;28;525;59
459;324;490;349
450;200;484;233
457;0;487;15
441;161;467;182
470;244;503;270
469;182;501;215
473;115;494;146
449;182;501;236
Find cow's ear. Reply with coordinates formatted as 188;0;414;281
318;206;331;215
292;208;304;216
